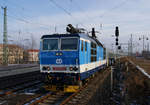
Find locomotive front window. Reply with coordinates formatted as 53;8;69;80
61;38;78;50
43;39;58;50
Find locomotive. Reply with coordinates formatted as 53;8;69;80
39;25;107;92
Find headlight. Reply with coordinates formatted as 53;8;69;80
42;66;47;70
47;67;50;71
59;53;63;56
69;67;73;71
42;66;51;71
69;66;78;71
56;53;59;56
73;67;78;71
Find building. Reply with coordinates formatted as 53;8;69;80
0;44;24;64
27;49;39;63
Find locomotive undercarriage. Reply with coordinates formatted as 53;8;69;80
42;73;82;92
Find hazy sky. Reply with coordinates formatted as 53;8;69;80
0;0;150;52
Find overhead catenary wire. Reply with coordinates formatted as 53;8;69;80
6;14;51;30
1;0;131;32
99;0;130;18
0;7;52;30
66;0;130;33
2;0;85;32
48;0;87;29
67;0;130;25
69;0;91;21
68;0;93;28
49;0;72;16
1;1;53;31
2;0;37;21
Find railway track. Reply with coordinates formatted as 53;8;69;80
0;79;46;105
26;92;71;105
24;68;111;105
0;80;42;97
0;69;45;105
0;70;43;97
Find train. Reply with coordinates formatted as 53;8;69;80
39;25;108;92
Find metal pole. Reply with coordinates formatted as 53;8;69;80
127;41;129;56
131;34;133;56
143;35;145;51
147;43;149;52
111;66;113;91
2;7;8;65
148;43;149;52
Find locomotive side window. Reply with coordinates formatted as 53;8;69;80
43;39;58;50
81;40;84;51
85;41;87;52
61;38;78;50
91;42;97;62
103;48;106;59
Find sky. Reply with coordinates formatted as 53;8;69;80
0;0;150;52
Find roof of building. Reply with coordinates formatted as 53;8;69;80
27;49;39;52
0;44;23;49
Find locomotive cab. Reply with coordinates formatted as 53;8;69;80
40;34;81;92
40;35;79;73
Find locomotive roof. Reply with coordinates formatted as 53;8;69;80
41;34;79;38
41;33;104;47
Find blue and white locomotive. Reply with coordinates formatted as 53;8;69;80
39;25;107;92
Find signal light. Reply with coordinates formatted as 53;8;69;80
116;38;118;42
47;67;50;71
116;42;118;46
69;67;73;71
118;46;121;50
73;67;78;71
115;26;119;37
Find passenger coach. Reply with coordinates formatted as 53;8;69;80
39;28;107;92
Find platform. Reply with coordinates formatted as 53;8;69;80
0;64;40;78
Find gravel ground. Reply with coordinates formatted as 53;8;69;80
78;57;150;105
64;68;111;105
123;61;150;105
130;57;150;75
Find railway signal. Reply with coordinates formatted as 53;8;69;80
115;26;119;46
115;26;119;37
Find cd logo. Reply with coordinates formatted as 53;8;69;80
56;59;62;64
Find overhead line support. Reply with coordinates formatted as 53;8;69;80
2;6;8;65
